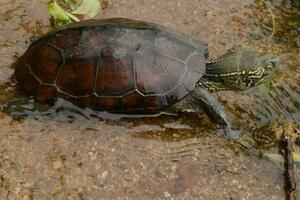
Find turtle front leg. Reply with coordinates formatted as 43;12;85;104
188;87;239;140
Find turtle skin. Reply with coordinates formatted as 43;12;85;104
14;18;208;114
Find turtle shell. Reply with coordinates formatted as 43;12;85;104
14;18;207;114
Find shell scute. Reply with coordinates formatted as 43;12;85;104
29;44;63;84
135;48;186;95
50;28;84;49
95;46;135;96
56;47;98;96
36;85;57;104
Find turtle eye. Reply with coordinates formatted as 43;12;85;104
265;63;274;71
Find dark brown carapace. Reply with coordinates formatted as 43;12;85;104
14;18;207;114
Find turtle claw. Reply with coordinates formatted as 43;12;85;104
224;127;240;140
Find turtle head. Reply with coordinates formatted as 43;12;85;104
253;52;282;84
200;50;282;92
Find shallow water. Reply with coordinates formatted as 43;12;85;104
0;0;299;199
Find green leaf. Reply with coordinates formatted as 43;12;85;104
264;153;284;169
48;0;102;27
48;0;79;26
293;152;300;162
65;11;80;21
64;0;78;10
48;0;71;22
72;0;101;18
265;152;300;170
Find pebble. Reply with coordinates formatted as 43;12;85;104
163;191;171;198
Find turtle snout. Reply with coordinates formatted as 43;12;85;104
259;54;282;82
263;54;283;71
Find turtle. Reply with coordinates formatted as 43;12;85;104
13;18;282;139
